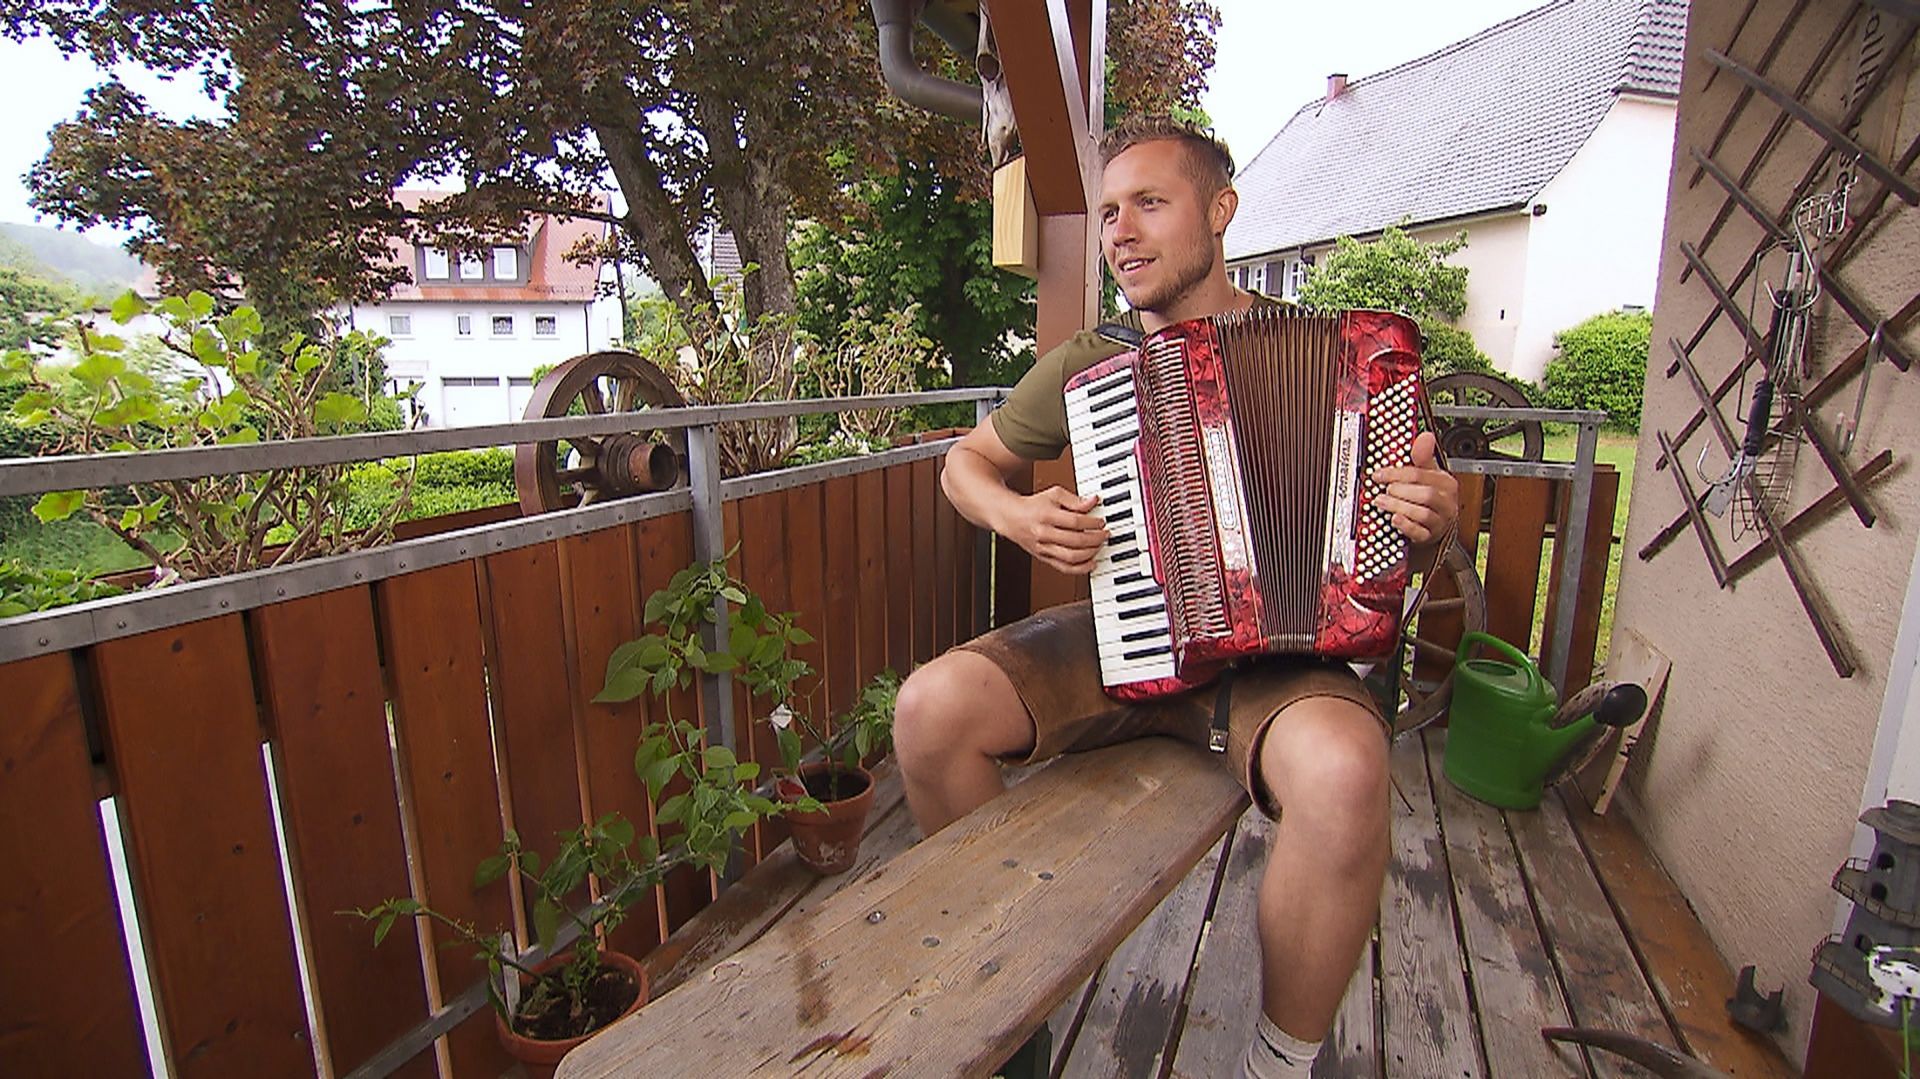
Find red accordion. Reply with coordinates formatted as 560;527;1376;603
1064;306;1426;701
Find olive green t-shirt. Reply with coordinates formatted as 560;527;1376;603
988;294;1284;461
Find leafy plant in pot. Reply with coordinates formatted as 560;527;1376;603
349;812;667;1077
769;669;899;875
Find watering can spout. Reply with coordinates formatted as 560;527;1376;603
1441;633;1649;810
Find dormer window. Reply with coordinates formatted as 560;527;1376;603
492;246;519;279
423;248;450;280
459;253;484;280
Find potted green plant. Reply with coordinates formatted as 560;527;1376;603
769;669;899;874
349;813;666;1078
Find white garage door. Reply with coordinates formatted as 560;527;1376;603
439;376;505;428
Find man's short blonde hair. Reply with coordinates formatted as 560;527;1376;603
1098;115;1235;195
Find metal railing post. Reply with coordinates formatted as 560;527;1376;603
1545;416;1601;695
685;423;744;883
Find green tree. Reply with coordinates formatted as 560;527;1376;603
1298;225;1469;323
793;155;1033;391
0;265;80;350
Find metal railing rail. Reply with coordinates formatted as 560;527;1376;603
0;388;1005;498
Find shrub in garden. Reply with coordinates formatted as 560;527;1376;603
1541;309;1651;431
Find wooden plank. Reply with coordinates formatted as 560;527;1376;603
911;458;939;665
1426;734;1582;1077
559;738;1248;1079
1482;475;1553;655
480;543;585;886
561;523;667;955
1508;789;1679;1077
1555;787;1800;1078
784;482;831;729
1570;627;1672;815
953;470;976;644
92;616;313;1078
820;475;861;721
252;591;435;1079
1379;731;1483;1077
884;463;916;675
636;513;710;934
1540;467;1620;694
933;456;958;654
856;468;890;687
1046;977;1098;1074
0;654;150;1077
1064;823;1229;1078
1167;809;1269;1078
1315;935;1380;1079
378;562;517;1077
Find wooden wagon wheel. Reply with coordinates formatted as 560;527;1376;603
513;350;688;515
1427;371;1545;463
1389;538;1488;737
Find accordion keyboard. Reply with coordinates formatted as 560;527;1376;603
1064;363;1177;688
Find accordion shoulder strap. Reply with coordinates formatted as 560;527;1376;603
1094;322;1143;348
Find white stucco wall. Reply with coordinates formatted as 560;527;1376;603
1610;0;1920;1060
1511;94;1678;383
1411;212;1531;371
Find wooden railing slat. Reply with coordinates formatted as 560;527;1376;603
884;463;916;676
253;590;436;1079
93;615;314;1078
1483;476;1555;654
911;458;939;665
377;564;516;1076
0;653;151;1077
558;525;667;956
737;491;792;859
635;513;708;934
823;475;861;719
933;458;958;655
1540;467;1621;692
856;469;890;691
481;544;587;894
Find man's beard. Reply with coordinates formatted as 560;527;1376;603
1118;232;1217;315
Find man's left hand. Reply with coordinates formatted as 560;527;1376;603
1371;431;1458;545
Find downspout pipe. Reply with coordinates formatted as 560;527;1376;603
869;0;981;121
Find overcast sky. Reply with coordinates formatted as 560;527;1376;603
0;0;1553;241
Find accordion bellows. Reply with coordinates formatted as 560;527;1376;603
1065;306;1425;701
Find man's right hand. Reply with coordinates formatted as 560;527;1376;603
1002;486;1108;576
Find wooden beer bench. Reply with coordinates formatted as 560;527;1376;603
557;738;1249;1078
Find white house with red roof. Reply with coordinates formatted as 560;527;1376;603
1225;0;1687;382
346;194;629;428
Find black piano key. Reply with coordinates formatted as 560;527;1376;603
1120;628;1163;642
1100;491;1129;506
1096;449;1131;468
1107;508;1133;523
1094;430;1133;451
1116;584;1159;603
1109;548;1139;564
1123;645;1173;661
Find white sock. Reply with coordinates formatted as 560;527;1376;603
1241;1012;1320;1079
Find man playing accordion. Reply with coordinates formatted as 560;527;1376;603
892;114;1460;1078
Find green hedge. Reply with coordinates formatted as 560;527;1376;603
344;448;518;529
1541;309;1651;431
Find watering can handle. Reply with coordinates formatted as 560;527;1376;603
1456;632;1544;696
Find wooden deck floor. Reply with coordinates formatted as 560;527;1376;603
632;730;1800;1079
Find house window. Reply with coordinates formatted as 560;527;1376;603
456;314;473;337
491;314;515;337
533;314;558;337
423;248;449;280
492;246;519;279
388;314;413;337
460;253;485;280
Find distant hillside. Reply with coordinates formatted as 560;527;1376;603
0;223;144;298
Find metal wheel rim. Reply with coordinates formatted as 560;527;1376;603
1390;538;1488;738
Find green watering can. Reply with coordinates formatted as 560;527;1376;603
1442;632;1648;810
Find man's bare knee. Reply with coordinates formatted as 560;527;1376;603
1257;700;1390;845
893;651;1035;774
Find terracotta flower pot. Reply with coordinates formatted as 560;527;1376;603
494;948;649;1079
777;762;876;875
